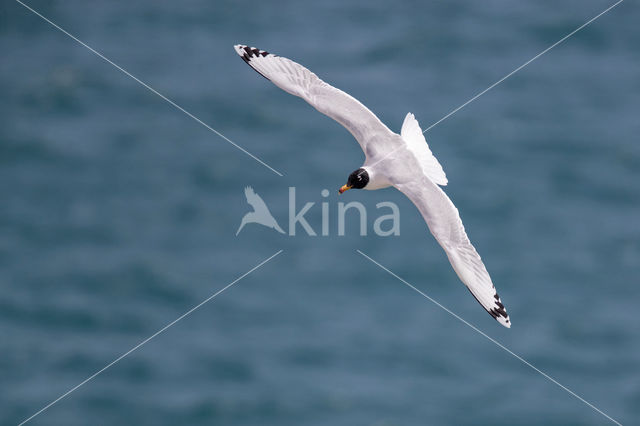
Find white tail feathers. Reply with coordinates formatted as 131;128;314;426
400;113;447;186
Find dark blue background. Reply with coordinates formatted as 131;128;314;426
2;0;638;424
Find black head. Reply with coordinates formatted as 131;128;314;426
348;168;369;189
339;168;369;193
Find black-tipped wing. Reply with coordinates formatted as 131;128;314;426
395;178;511;328
234;45;395;160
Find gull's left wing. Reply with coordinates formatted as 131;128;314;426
394;177;511;328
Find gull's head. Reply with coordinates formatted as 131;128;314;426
339;168;369;194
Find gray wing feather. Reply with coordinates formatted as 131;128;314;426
234;45;395;159
395;178;511;328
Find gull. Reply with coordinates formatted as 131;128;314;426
234;45;511;327
236;186;285;236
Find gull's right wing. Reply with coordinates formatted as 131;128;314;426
234;45;396;160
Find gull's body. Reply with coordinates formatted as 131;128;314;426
234;45;511;327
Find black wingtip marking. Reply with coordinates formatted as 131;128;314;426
488;299;509;319
489;307;509;319
467;288;510;324
239;45;272;61
235;45;272;81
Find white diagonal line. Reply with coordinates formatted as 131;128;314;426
423;0;624;133
356;249;622;425
19;250;284;426
15;0;284;177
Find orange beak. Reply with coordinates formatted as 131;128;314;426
339;184;352;194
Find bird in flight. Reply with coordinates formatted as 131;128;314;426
234;45;510;327
236;186;285;236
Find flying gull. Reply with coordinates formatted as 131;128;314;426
234;45;511;327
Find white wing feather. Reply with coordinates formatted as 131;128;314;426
234;45;395;160
400;113;448;186
395;178;511;328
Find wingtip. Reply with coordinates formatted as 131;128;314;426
500;317;512;328
233;45;272;59
233;45;273;80
488;292;511;328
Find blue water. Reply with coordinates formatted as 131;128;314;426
2;0;639;424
